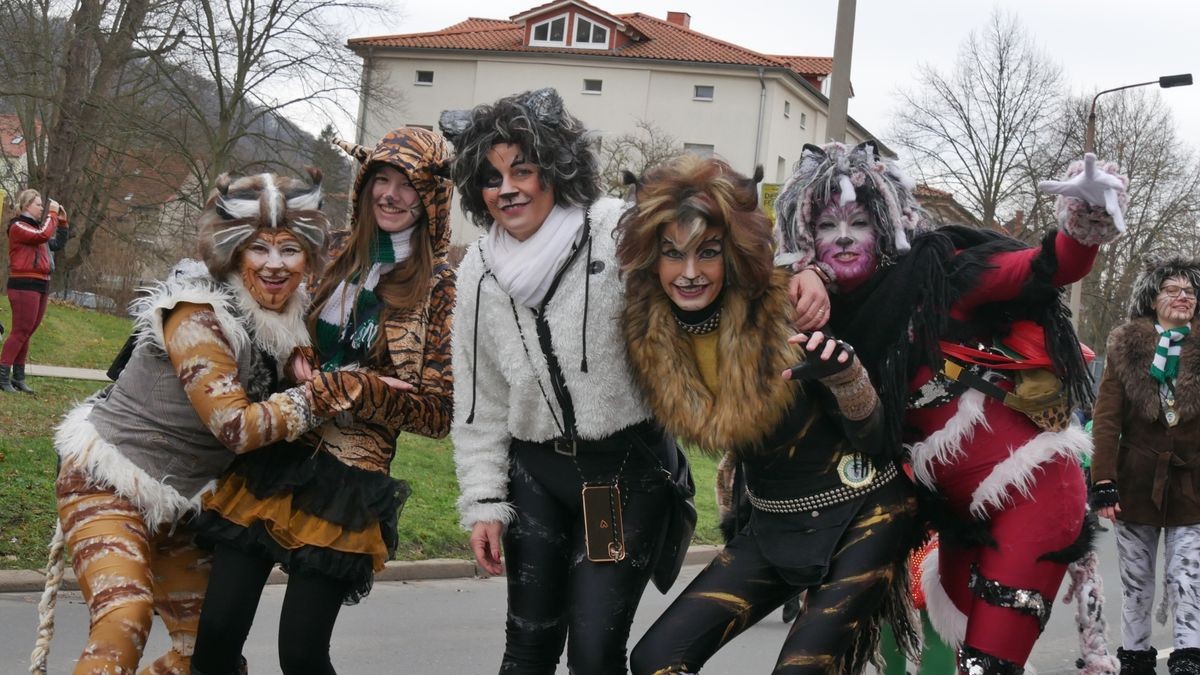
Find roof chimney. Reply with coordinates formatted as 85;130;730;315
666;11;691;28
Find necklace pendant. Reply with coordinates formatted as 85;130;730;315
1165;407;1180;427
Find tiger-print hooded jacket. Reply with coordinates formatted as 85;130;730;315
310;128;456;474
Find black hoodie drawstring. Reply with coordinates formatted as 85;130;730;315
580;232;592;373
465;271;485;424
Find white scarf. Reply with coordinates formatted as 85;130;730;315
483;204;587;308
316;228;414;336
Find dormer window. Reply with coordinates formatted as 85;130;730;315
574;16;607;47
531;15;567;46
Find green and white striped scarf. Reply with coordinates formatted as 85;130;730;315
1150;323;1190;384
314;228;412;370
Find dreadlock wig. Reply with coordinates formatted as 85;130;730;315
774;142;923;270
438;88;600;228
616;154;773;300
1127;254;1200;319
196;168;328;279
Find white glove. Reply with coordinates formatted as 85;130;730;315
1038;153;1126;233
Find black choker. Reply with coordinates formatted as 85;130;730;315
675;307;721;335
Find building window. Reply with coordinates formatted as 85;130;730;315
799;112;807;130
573;16;608;46
415;70;434;85
784;100;791;118
693;85;714;101
684;143;714;158
777;156;786;183
531;15;567;45
582;79;603;94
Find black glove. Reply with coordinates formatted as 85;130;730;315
787;336;855;381
1088;481;1119;510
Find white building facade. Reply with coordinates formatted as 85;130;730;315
348;1;885;244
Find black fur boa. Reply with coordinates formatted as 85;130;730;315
829;227;1093;450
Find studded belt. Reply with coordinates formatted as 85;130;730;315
746;461;898;514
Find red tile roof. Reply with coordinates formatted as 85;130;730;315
350;9;841;84
913;184;953;199
0;115;30;158
510;0;624;27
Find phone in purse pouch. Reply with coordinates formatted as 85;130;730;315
581;483;625;562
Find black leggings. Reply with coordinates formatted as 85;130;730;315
630;480;916;674
190;544;352;675
500;437;672;675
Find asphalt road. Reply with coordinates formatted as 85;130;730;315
0;526;1177;674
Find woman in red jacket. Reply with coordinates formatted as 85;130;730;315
3;189;68;393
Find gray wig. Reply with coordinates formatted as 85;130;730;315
1127;254;1200;319
439;88;600;228
773;142;923;269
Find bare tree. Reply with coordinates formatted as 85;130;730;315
891;10;1064;228
142;0;393;202
1056;91;1200;350
596;120;682;197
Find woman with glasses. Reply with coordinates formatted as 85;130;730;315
1090;257;1200;675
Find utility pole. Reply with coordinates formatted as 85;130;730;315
825;0;856;142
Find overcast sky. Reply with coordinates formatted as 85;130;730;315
340;0;1200;156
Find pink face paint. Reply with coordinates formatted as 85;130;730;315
814;201;878;290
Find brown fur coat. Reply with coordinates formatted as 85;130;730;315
623;269;800;455
1091;316;1200;525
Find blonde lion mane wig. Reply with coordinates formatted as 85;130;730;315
616;154;773;300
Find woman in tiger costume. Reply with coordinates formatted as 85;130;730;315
190;127;456;675
35;169;399;675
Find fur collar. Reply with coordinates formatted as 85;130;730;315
1105;316;1200;422
624;270;799;454
225;274;311;365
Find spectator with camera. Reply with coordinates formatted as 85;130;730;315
2;189;68;393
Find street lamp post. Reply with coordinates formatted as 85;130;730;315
1068;73;1193;328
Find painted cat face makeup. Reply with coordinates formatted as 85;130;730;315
814;201;878;290
657;221;725;312
239;230;307;311
480;143;556;241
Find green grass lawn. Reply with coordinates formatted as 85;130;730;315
0;298;132;370
0;372;723;569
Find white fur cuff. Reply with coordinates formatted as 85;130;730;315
458;498;517;531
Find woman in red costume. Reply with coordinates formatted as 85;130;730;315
774;143;1128;674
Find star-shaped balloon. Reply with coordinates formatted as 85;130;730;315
1038;153;1126;233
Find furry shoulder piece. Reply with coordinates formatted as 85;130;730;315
130;262;309;367
624;269;799;454
1105;317;1200;423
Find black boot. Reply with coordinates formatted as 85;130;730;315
1170;648;1200;675
1117;647;1158;675
11;364;34;394
0;365;16;393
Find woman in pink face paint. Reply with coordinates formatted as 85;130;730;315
776;142;1132;674
813;200;878;291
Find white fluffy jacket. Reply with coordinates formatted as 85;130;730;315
452;197;651;528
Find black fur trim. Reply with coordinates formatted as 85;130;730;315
1169;647;1200;675
1087;482;1119;511
915;483;998;549
1038;511;1100;564
1118;647;1158;675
